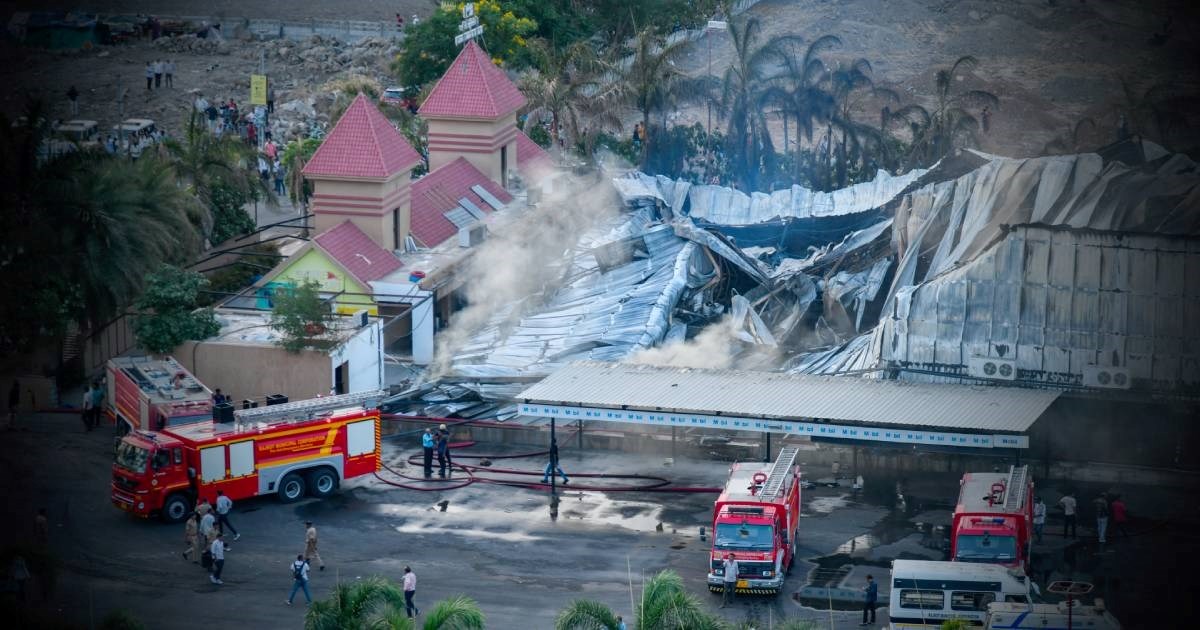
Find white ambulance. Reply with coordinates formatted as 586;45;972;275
889;559;1033;629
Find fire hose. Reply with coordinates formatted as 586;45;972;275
373;416;720;494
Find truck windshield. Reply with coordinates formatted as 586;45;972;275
715;523;774;551
955;534;1017;562
114;441;150;474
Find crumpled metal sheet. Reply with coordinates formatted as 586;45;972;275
671;218;772;286
450;216;708;379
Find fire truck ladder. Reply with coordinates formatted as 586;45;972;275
1003;464;1029;512
233;390;387;424
759;446;800;500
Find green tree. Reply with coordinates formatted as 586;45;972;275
556;570;722;630
208;180;257;245
281;138;323;208
615;27;707;169
761;35;839;185
132;265;220;354
391;1;537;89
305;577;485;630
519;38;605;151
270;280;334;353
99;609;147;630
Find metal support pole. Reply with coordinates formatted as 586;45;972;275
764;431;771;463
549;417;557;493
577;418;583;451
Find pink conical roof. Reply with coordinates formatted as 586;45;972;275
302;94;422;179
418;40;527;120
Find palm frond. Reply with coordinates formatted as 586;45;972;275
554;599;620;630
420;595;485;630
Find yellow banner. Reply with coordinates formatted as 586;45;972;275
250;75;267;105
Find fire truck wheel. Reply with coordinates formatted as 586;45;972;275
161;493;191;524
278;473;307;503
306;468;339;498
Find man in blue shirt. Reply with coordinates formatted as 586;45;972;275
861;574;878;625
421;429;434;478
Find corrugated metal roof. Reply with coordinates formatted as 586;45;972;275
519;361;1059;432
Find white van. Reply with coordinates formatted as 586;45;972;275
985;601;1121;630
889;560;1033;629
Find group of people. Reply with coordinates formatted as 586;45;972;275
145;59;176;90
194;95;273;147
1031;491;1130;544
79;381;107;431
421;424;454;478
258;138;287;195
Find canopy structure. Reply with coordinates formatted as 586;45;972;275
518;362;1061;449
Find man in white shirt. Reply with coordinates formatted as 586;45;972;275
721;553;739;608
200;509;216;550
287;554;311;605
81;384;93;432
209;533;226;584
1059;492;1077;539
215;490;240;540
403;566;418;617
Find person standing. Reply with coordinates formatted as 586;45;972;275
421;429;435;478
304;521;324;571
273;158;285;195
209;533;226;584
286;554;311;605
403;566;418;617
1093;493;1109;544
436;427;450;478
861;574;878;626
8;379;20;427
720;553;738;608
89;382;105;429
541;437;569;485
81;383;94;431
165;59;174;88
258;154;270;183
267;84;275;114
616;616;627;630
1059;492;1077;539
215;490;240;540
1110;495;1129;538
153;59;163;88
1033;496;1047;544
200;507;216;555
144;62;154;90
264;138;278;162
67;86;79;116
183;512;200;562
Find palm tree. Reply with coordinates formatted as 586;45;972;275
901;56;998;169
305;578;485;630
1041;118;1097;155
1116;78;1200;147
163;111;269;237
821;58;898;188
519;38;604;152
556;570;722;630
41;153;206;328
615;27;708;168
760;35;840;185
717;16;796;191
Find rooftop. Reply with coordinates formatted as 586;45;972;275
109;356;211;407
515;129;553;175
205;308;367;347
518;361;1061;433
409;157;513;248
302;93;422;179
418;40;526;120
313;220;404;285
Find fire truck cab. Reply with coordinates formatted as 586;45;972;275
951;465;1034;571
707;446;802;595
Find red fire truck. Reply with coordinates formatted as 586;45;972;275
951;465;1034;571
707;446;802;595
111;389;385;523
107;356;213;432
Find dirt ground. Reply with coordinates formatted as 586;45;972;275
12;0;439;21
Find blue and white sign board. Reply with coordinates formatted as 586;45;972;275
519;403;1030;449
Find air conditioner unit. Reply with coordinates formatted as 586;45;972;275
352;309;369;328
967;356;1017;381
458;223;487;248
1082;366;1132;390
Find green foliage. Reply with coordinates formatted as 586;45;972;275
556;569;722;630
99;609;147;630
526;120;552;148
392;0;538;89
281;137;323;207
305;577;484;630
270;280;334;353
208;180;257;245
201;243;280;307
132;265;220;354
940;620;972;630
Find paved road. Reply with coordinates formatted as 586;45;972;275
4;410;1197;628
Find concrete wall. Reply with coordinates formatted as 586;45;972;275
328;320;384;394
271;247;376;315
310;171;412;251
426;115;517;187
175;341;330;405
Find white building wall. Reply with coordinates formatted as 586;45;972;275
328;320;384;394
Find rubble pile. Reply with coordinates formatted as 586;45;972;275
152;34;231;55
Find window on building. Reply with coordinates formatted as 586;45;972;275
950;591;996;611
